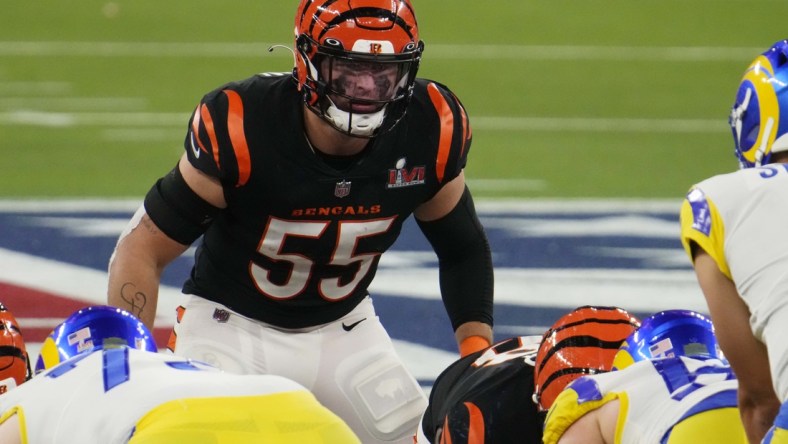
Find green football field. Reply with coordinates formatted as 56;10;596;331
3;0;788;199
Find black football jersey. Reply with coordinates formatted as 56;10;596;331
181;73;472;328
422;336;545;444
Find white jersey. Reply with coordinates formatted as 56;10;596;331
680;165;788;400
0;347;313;444
543;357;738;444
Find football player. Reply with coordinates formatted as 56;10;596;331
533;305;641;415
680;39;788;443
543;310;747;444
0;303;30;394
418;306;640;444
106;2;493;442
0;305;359;443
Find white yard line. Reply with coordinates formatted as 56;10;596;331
472;116;723;133
0;41;761;62
0;110;723;133
0;81;72;95
0;97;148;110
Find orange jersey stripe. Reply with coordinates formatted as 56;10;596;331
427;83;455;183
199;103;221;169
464;402;485;444
190;106;209;156
451;92;471;159
440;416;453;444
223;90;252;187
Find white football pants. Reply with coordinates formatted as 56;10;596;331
170;295;428;443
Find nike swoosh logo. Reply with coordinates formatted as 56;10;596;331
189;130;201;159
342;318;367;332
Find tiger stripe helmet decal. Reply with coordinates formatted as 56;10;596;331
293;0;423;137
295;0;418;49
0;302;30;389
533;305;640;411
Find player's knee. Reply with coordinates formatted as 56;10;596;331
335;348;427;442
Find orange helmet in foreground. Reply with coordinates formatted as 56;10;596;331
533;305;640;411
0;302;30;391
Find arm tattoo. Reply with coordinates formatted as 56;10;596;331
140;216;160;234
119;282;147;318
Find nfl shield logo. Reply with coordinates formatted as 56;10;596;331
335;180;351;198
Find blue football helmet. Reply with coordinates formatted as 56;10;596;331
612;309;721;370
730;39;788;168
35;305;157;374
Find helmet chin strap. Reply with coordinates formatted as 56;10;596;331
323;97;387;137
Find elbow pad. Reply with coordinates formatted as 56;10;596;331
417;186;494;330
144;165;221;245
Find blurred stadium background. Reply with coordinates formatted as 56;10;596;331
5;0;788;198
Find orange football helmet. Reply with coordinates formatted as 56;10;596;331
533;305;640;412
0;302;30;390
293;0;423;137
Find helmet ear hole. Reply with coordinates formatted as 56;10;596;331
295;34;311;53
777;51;788;67
775;41;788;67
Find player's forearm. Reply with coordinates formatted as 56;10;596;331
107;257;162;330
106;210;186;330
417;186;494;332
739;389;780;444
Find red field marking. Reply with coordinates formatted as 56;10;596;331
0;280;170;348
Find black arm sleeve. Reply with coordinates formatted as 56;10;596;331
144;165;222;245
416;186;494;330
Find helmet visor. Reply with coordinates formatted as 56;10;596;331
319;54;414;113
309;37;420;108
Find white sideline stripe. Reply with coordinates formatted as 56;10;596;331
0;81;72;95
467;178;547;191
369;267;708;313
0;41;761;62
0;111;187;127
16;318;62;329
0;110;722;133
474;198;682;213
0;199;143;212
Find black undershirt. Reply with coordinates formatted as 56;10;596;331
313;146;369;171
